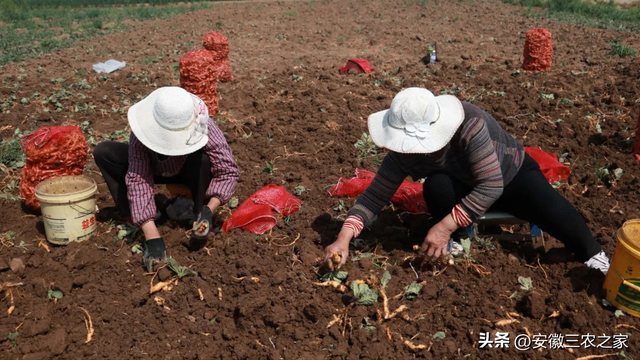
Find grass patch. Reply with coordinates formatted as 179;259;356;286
611;38;637;57
500;0;640;32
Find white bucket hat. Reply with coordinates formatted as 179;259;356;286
368;87;464;154
127;86;209;156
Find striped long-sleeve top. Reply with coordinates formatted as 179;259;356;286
345;102;525;235
126;119;239;227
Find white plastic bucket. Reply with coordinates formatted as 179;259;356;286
35;175;98;245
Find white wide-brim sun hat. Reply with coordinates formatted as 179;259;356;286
368;87;464;154
128;86;209;156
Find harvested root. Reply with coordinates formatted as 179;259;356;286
251;277;260;283
198;288;204;301
331;252;342;265
404;340;427;352
8;305;15;315
38;239;50;253
79;307;94;343
548;310;560;318
615;323;640;332
154;296;171;311
195;221;208;233
0;282;23;292
387;305;408;319
256;340;269;349
327;314;342;329
412;245;420;251
313;281;347;293
150;278;178;294
495;319;519;326
575;354;618;360
218;287;222;300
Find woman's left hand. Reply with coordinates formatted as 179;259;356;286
421;214;458;258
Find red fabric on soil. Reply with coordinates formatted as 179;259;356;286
525;147;571;183
179;32;233;115
19;126;88;210
328;169;429;214
522;28;553;73
634;113;640;161
222;185;302;234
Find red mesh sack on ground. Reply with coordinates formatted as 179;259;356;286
328;169;429;214
19;126;88;210
522;28;553;73
202;32;233;82
525;147;571;183
634;113;640;161
222;185;302;234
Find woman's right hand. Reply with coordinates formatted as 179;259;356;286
323;229;353;271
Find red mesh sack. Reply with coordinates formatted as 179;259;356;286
180;49;219;115
525;147;571;183
19;126;88;210
522;28;553;73
203;32;230;52
202;32;233;82
328;169;428;214
634;113;640;161
222;185;302;234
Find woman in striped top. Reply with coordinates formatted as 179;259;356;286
324;87;609;274
95;87;239;271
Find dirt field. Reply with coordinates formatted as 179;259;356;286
2;0;640;359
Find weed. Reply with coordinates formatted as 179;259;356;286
404;282;423;301
7;331;18;346
350;282;379;305
293;185;307;196
518;276;533;292
228;197;239;209
333;199;345;212
440;84;464;95
116;223;140;244
540;93;555;100
291;74;303;82
432;331;446;342
611;38;636;58
0;128;27;168
354;133;379;161
131;243;143;254
47;288;63;301
166;257;197;279
381;270;391;289
262;161;275;174
559;98;574;105
492;91;506;97
319;270;348;283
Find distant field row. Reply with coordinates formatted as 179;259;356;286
1;0;220;11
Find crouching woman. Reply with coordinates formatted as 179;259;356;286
94;86;239;271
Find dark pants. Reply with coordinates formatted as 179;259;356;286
93;141;212;218
423;154;601;262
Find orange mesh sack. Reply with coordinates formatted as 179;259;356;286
19;126;88;210
180;49;220;115
522;28;553;73
203;31;233;82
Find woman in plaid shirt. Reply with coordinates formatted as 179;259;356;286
95;87;239;271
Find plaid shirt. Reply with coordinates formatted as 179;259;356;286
125;119;239;226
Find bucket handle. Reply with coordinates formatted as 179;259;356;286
70;203;94;217
613;266;640;293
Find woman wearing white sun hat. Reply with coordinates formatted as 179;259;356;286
94;86;239;271
324;87;610;275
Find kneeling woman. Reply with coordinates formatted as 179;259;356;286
324;87;609;274
95;87;239;271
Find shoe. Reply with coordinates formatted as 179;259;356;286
584;250;610;275
448;238;464;257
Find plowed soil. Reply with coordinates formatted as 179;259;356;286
2;0;640;359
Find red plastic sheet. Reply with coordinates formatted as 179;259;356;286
19;126;88;210
522;28;553;73
328;169;428;214
524;147;571;183
222;185;302;234
634;113;640;161
179;32;233;116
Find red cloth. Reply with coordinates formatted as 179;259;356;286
522;28;553;73
19;126;88;210
524;147;571;183
634;113;640;161
328;169;428;214
222;185;302;234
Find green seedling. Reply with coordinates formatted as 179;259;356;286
614;309;626;319
381;270;391;289
540;93;555;100
47;288;63;301
432;331;446;342
319;270;348;283
518;276;533;292
350;282;379;306
0;128;27;169
131;243;143;254
7;331;18;346
354;133;379;161
404;282;423;301
611;39;636;58
166;257;197;279
262;161;275;174
291;74;303;82
333;199;345;212
461;238;472;259
228;197;239;209
293;186;307;196
117;223;140;244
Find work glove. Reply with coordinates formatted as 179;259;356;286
143;238;166;272
189;206;214;251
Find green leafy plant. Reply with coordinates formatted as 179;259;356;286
350;282;379;306
614;309;626;319
381;270;391;289
461;238;472;259
611;39;636;58
131;243;143;254
166;257;197;279
354;133;380;162
432;331;446;342
262;161;275;174
404;282;423;301
540;93;555;100
518;276;533;292
291;74;303;82
319;270;348;283
7;331;18;346
228;197;239;209
116;223;140;244
47;288;63;301
0;128;27;168
293;186;307;196
333;199;345;212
